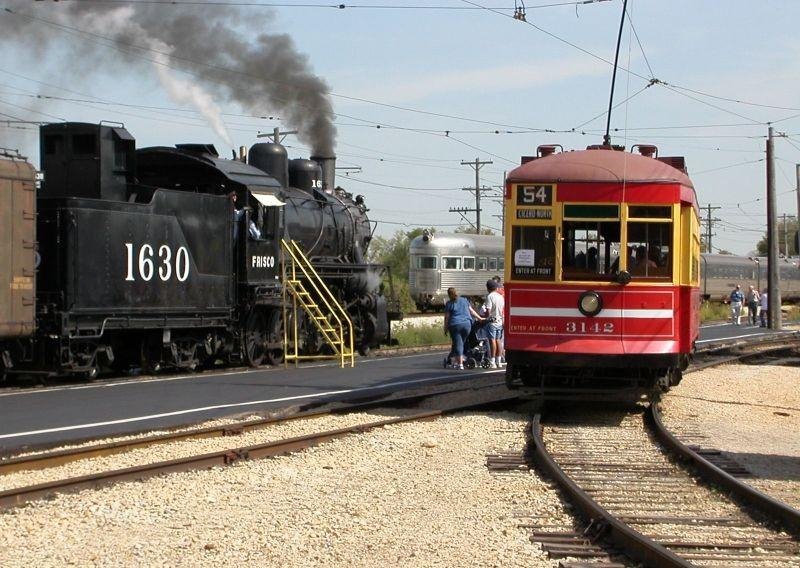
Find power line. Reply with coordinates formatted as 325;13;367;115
60;0;612;9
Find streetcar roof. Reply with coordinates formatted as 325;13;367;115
507;148;694;189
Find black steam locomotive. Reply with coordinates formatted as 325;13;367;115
0;122;400;380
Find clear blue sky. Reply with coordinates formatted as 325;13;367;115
2;0;799;255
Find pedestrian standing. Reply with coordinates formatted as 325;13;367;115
759;288;769;327
492;276;505;364
483;279;505;368
443;287;482;369
729;284;744;325
746;285;760;326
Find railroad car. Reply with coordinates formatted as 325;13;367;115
503;144;701;400
408;231;504;310
3;122;400;380
0;149;37;382
700;254;800;301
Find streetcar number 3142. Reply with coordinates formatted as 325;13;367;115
565;321;615;333
124;243;190;282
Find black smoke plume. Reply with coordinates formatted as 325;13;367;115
1;3;336;154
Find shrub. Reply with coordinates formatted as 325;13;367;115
393;322;448;348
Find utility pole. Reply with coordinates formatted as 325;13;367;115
257;127;298;144
702;204;721;253
766;127;781;330
448;206;478;230
796;163;800;254
461;158;493;233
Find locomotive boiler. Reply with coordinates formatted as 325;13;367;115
1;121;400;380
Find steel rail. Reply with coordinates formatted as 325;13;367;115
649;403;800;537
0;377;509;470
0;410;445;510
0;408;336;475
528;414;693;568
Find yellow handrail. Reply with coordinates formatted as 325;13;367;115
280;239;355;368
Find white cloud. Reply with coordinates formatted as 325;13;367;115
352;57;610;104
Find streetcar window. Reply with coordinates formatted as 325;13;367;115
629;206;671;219
442;256;461;270
627;222;672;279
489;258;498;271
463;257;476;270
477;257;488;271
562;221;621;281
417;256;437;269
511;226;555;281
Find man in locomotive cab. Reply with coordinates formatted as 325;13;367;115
229;190;244;244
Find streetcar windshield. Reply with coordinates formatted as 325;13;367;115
562;221;621;281
627;205;673;280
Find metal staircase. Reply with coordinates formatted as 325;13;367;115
281;239;355;368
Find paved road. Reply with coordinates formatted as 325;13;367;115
0;323;792;451
0;351;496;450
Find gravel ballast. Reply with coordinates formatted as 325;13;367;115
661;360;800;508
0;411;568;567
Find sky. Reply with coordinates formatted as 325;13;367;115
2;0;799;256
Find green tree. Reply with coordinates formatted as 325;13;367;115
367;227;435;312
756;218;799;256
454;225;495;235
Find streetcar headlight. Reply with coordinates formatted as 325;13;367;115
578;291;602;317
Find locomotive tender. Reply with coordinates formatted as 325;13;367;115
0;122;400;380
502;144;701;400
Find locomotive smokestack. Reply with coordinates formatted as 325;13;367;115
311;155;336;193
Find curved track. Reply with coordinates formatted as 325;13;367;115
530;406;800;567
0;387;518;510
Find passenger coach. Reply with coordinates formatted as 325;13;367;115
503;144;701;400
409;231;504;311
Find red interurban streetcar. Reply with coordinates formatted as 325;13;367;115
503;144;701;400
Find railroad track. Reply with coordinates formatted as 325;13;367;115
0;384;517;510
528;404;800;567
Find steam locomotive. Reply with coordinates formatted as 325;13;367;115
0;122;400;380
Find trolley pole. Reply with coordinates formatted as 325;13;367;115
461;158;493;233
766;127;781;330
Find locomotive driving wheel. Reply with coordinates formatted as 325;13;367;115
265;310;285;366
244;310;267;368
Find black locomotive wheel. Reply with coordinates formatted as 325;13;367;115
140;337;163;375
244;311;267;368
265;310;285;366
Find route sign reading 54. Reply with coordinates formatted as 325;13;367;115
517;184;553;206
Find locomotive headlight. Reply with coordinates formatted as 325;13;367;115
578;291;602;317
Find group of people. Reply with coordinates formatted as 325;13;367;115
729;284;768;327
443;277;505;370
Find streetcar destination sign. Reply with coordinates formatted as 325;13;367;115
516;208;552;220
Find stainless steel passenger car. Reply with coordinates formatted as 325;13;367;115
701;254;800;301
408;231;504;310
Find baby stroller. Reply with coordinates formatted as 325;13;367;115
443;319;492;369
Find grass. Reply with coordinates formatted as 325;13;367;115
392;322;448;348
700;301;730;323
